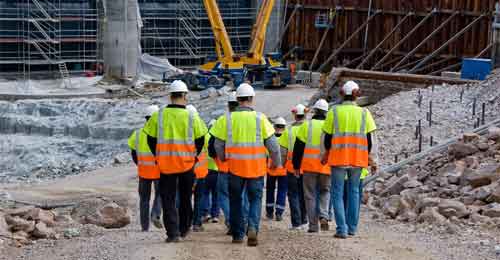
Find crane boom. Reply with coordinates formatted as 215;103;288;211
203;0;235;62
246;0;275;65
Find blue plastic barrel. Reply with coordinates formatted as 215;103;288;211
461;58;492;80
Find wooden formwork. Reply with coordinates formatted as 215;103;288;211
283;0;496;74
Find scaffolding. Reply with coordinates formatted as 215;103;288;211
0;0;256;79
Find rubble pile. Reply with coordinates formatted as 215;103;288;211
366;128;500;228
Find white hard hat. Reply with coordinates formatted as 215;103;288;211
236;83;255;97
145;105;160;116
228;91;238;102
274;117;287;126
169;80;189;93
342;80;360;96
292;104;306;115
186;104;198;114
313;99;329;112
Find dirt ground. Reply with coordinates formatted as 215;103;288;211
2;165;498;260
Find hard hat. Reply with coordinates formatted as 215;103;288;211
228;91;238;102
291;104;306;115
274;117;287;126
186;104;198;114
236;83;255;97
313;99;329;112
341;80;360;96
145;105;160;116
169;80;189;93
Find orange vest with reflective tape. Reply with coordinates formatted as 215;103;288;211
267;158;286;176
225;112;267;178
135;130;161;179
194;152;209;179
215;158;229;173
328;106;369;168
156;108;197;174
301;120;330;175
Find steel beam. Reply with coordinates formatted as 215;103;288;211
309;18;334;70
410;14;486;73
412;57;455;74
392;57;425;72
318;11;380;72
356;12;412;69
371;9;435;70
390;11;459;72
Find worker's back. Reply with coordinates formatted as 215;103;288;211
128;128;160;180
297;119;330;174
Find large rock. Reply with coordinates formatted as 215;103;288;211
488;127;500;142
6;206;36;217
417;207;446;224
463;133;480;143
32;222;55;239
23;208;56;227
382;195;401;218
463;165;500;188
437;199;469;218
482;203;500;218
380;174;410;196
416;197;441;214
12;230;30;245
5;216;35;232
473;185;495;201
0;212;9;236
488;184;500;203
448;142;479;159
71;198;131;229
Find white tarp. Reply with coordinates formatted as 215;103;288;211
136;54;183;81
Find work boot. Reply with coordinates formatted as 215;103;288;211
232;237;244;244
165;236;180;243
320;218;329;231
275;214;283;222
226;228;232;236
334;233;347;239
152;215;163;229
211;217;219;223
180;230;191;239
247;229;258;247
202;215;210;223
266;212;273;220
192;225;204;232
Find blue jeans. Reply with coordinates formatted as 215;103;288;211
229;175;263;239
265;175;288;217
343;179;364;213
287;173;307;227
217;173;230;227
193;178;207;226
331;167;361;235
202;170;219;218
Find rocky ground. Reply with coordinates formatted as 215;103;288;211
2;165;500;260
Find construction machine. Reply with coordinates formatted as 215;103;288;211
165;0;290;89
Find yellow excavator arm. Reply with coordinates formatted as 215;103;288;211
245;0;276;65
203;0;235;63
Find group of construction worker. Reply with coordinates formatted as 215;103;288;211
128;79;377;247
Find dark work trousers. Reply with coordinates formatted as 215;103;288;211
159;171;195;239
287;173;307;227
138;178;162;231
193;178;207;226
265;175;288;217
202;170;219;218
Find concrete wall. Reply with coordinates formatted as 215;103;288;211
103;0;140;80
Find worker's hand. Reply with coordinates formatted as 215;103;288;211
293;169;300;177
321;152;329;165
369;156;378;173
269;164;277;170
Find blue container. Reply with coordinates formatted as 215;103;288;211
461;58;492;80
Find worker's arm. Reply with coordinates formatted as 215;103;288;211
147;135;157;156
195;136;205;155
323;133;332;150
367;133;372;153
264;135;281;168
280;146;288;165
292;139;305;170
130;150;138;165
213;137;226;161
208;135;217;158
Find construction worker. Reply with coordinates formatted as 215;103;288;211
292;99;331;233
127;105;162;232
210;83;281;246
201;121;220;224
143;80;208;243
321;80;377;239
265;117;288;221
280;104;307;230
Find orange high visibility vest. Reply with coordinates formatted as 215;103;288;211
156;108;197;174
285;125;303;174
135;130;161;179
215;158;229;173
225;112;267;178
329;106;369;168
194;152;209;179
301;120;330;175
267;158;286;176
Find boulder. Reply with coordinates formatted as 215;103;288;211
12;231;30;245
417;207;446;224
71;198;131;229
23;208;56;227
463;133;480;143
113;152;131;164
488;127;500;142
380;174;410;196
0;212;9;236
382;195;401;218
473;184;495;201
463;165;500;188
437;199;469;218
6;206;36;217
32;222;55;239
403;180;422;189
448;142;479;160
5;216;35;232
482;203;500;218
488;184;500;203
416;197;441;213
477;142;490;152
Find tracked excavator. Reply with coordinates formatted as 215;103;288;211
165;0;291;89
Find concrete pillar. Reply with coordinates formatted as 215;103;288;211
103;0;140;80
492;3;500;68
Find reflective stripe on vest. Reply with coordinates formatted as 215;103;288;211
301;120;330;175
135;130;160;179
225;112;267;178
329;106;369;168
156;108;196;174
194;152;209;179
